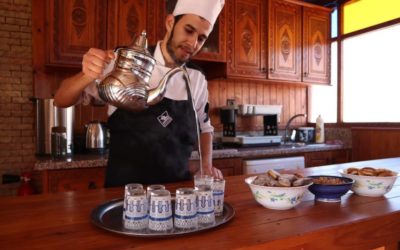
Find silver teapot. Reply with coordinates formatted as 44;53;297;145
97;30;187;112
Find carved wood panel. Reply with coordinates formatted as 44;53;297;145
302;7;331;84
268;0;302;82
107;0;148;49
227;0;266;79
47;0;108;66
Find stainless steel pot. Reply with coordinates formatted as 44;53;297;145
85;121;108;154
33;98;74;155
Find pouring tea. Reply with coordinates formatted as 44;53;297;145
97;30;188;112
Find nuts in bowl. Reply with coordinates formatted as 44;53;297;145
245;170;312;210
339;167;399;197
307;176;354;202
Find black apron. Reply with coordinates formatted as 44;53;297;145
104;78;197;187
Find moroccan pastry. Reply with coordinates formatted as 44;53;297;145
267;169;281;180
346;167;359;175
376;168;394;177
360;167;377;176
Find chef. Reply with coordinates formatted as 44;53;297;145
54;0;225;187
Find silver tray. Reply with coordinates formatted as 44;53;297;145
91;198;235;237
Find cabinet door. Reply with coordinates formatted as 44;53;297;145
305;149;350;167
331;149;350;164
107;0;148;49
305;151;332;167
189;158;243;177
268;0;302;81
47;0;108;67
302;7;331;84
227;0;266;78
213;158;243;176
46;168;105;193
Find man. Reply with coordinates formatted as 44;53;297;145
54;0;225;187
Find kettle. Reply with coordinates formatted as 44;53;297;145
85;121;108;154
97;30;189;112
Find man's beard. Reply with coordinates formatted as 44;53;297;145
166;35;187;66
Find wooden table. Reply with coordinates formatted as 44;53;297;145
1;157;400;249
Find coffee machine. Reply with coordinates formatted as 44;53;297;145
220;103;282;147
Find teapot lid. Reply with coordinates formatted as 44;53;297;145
129;30;152;56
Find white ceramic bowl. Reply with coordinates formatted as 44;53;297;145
245;176;312;210
339;169;399;197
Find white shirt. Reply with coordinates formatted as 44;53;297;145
83;42;214;133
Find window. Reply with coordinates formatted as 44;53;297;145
310;1;400;124
342;23;400;122
308;42;337;123
343;0;400;34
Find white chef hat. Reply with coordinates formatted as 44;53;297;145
173;0;225;27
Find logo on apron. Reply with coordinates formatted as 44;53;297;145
157;111;173;127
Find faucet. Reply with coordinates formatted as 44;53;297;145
283;114;307;143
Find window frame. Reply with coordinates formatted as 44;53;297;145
309;1;400;128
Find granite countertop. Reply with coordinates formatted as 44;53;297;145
34;143;350;171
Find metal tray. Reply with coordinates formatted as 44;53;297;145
91;198;235;237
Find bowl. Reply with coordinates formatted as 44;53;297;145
245;176;312;210
339;169;399;197
307;175;354;202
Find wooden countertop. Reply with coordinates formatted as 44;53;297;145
3;157;399;249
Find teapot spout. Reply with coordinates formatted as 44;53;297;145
147;67;188;106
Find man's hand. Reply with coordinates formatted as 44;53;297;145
82;48;115;80
202;166;223;179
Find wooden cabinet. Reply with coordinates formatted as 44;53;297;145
41;167;105;193
227;0;266;78
45;0;226;68
46;0;152;68
47;0;108;67
268;0;302;81
305;149;350;167
189;157;243;177
106;0;149;49
227;0;331;84
302;7;331;84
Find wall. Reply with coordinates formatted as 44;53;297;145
0;0;35;196
209;78;307;132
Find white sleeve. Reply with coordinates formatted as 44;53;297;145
189;71;214;134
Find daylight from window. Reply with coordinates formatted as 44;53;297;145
309;42;337;123
342;23;400;122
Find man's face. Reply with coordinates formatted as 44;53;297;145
166;14;213;65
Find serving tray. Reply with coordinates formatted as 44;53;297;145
91;198;235;237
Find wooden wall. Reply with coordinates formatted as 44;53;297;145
352;127;400;161
208;78;308;132
36;73;308;134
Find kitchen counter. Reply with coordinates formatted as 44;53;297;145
2;157;399;249
34;143;348;171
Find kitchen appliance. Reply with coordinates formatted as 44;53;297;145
296;127;315;143
85;121;108;154
219;99;238;137
97;30;189;112
220;104;282;146
221;135;282;146
243;156;305;175
33;98;74;156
